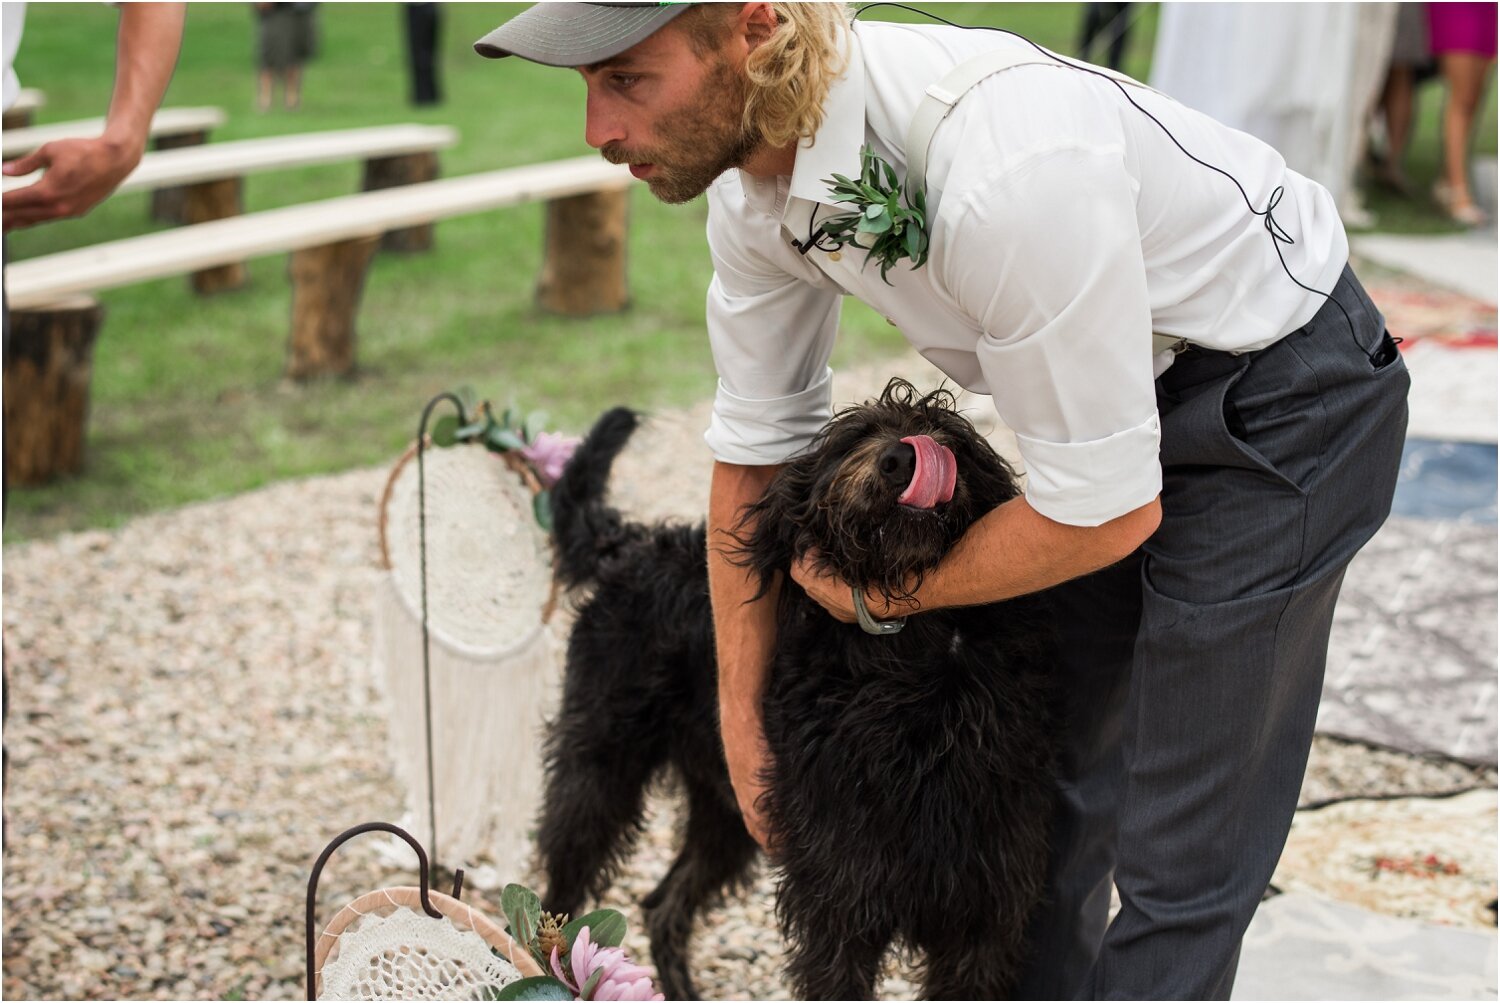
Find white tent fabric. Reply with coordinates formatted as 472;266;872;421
1150;3;1397;216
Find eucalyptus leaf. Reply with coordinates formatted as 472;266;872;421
904;223;923;259
431;415;460;447
533;490;553;531
561;909;628;951
501;884;543;953
490;976;576;1001
857;213;893;235
882;158;898;190
486;427;527;452
455;419;489;442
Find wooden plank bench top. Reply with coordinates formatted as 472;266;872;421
1;123;459;194
5;156;633;309
5;88;45;119
1;106;226;159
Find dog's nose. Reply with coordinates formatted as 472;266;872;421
877;441;917;492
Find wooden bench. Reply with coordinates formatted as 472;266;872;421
4;156;634;485
3;106;228;222
2;88;45;130
4;124;460;287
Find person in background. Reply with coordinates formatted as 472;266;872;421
1429;2;1496;226
2;3;187;229
1372;2;1431;197
254;1;318;112
1076;2;1132;71
404;3;442;106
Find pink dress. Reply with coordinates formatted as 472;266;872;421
1428;2;1497;59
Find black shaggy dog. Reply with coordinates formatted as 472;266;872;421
538;379;1057;1000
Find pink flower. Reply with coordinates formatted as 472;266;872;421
550;927;663;1002
520;431;581;487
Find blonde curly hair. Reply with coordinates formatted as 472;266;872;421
679;3;853;149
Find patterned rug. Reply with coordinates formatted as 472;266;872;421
1274;790;1497;930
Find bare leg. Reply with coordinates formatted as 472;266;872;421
1437;52;1494;220
1378;64;1415;192
285;65;303;110
257;69;272;112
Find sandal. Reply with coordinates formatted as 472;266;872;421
1434;181;1489;226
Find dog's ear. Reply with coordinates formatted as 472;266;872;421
721;456;828;598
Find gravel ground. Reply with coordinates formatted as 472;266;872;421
3;353;1494;1000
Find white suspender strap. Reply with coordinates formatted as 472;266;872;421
904;44;1159;222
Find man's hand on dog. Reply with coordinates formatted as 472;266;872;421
789;550;914;623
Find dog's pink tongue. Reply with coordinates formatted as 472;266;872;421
896;435;957;509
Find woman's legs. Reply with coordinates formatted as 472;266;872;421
1437;52;1494;220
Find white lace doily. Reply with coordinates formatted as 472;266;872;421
319;904;524;1001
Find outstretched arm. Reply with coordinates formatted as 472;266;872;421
791;493;1160;621
3;3;187;229
709;459;783;851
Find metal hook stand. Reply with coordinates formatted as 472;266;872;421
305;821;466;1000
302;392;470;1000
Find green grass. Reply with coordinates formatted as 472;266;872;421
3;3;1492;541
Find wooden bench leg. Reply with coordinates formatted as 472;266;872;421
537;189;629;316
362;152;439;252
185;176;248;294
149;129;210;224
286;236;380;380
4;297;103;486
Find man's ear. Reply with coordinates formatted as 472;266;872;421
735;2;779;53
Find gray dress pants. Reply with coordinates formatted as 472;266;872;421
1013;264;1410;1000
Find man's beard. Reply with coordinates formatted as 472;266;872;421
601;58;762;204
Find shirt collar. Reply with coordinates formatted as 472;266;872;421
734;21;866;218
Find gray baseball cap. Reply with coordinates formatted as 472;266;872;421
474;3;692;67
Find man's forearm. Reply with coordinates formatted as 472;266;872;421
708;461;782;717
103;4;188;158
918;494;1161;610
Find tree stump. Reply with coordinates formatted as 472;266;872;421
362;151;439;252
286;235;380;380
184;176;247;294
536;190;629;316
149;129;209;224
4;296;103;486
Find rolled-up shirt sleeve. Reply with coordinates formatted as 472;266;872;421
703;184;842;465
941;143;1162;527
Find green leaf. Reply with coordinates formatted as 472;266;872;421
561;909;627;951
857;213;893;235
489;976;576;1001
523;410;548;444
455;418;489;442
431;415;460;447
486;426;527;452
501;884;543;954
863;203;883;219
881;158;898;190
580;969;605;1001
904;222;922;259
533;490;553;532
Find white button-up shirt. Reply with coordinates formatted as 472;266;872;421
702;19;1348;527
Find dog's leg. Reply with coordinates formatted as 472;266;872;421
536;730;664;918
782;922;889;1002
643;776;758;1001
915;925;1026;1001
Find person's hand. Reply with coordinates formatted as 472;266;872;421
788;550;915;623
3;135;142;231
720;705;774;852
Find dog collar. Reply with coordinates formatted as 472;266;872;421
853;587;907;636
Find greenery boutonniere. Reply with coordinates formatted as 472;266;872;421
817;145;930;285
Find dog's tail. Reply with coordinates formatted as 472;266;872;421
549;407;641;588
